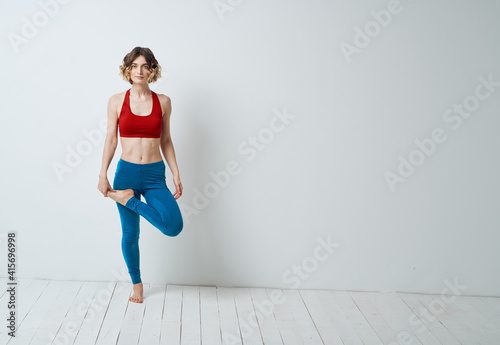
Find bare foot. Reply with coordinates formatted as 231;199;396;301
109;189;135;206
129;282;143;303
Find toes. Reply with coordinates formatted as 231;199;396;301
128;293;143;303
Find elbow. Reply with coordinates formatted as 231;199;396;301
161;138;172;147
105;136;118;148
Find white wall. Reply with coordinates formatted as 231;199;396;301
0;0;499;296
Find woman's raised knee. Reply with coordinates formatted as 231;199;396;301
160;220;183;237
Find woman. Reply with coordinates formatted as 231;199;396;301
97;47;184;303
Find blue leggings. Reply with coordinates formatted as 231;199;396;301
112;158;183;285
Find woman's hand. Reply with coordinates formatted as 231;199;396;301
98;175;115;197
172;175;183;199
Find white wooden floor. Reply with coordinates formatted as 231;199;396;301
0;279;498;345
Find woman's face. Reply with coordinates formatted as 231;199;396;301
130;55;150;84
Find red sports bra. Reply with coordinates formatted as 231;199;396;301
118;88;162;138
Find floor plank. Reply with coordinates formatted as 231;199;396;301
218;287;243;345
159;284;182;345
200;286;222;345
180;285;201;345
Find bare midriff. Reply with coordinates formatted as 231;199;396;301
119;137;163;164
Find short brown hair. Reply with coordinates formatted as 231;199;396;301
119;47;162;84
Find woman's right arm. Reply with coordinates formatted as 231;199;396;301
97;95;119;196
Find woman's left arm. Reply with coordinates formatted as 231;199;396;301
160;95;183;199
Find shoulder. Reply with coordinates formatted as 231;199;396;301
107;90;128;117
107;90;127;108
155;92;172;116
109;90;127;104
155;92;171;105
